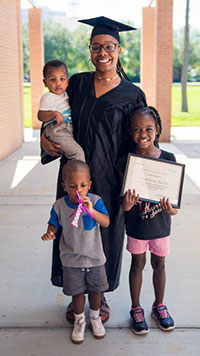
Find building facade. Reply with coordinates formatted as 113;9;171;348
0;0;24;161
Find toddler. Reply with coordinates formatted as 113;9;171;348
38;60;85;161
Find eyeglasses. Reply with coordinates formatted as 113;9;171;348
89;41;120;53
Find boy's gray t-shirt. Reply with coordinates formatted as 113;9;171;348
48;193;109;268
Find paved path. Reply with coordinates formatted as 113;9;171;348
0;127;200;355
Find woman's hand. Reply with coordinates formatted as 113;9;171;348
122;189;139;211
41;130;63;157
160;197;178;215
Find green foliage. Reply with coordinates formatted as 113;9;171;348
42;20;141;79
65;26;90;75
43;20;90;75
21;19;141;80
188;29;200;80
173;29;184;81
173;28;200;81
22;18;200;128
43;20;70;63
22;19;200;83
120;29;141;82
22;23;29;77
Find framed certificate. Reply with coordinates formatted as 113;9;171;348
121;153;185;208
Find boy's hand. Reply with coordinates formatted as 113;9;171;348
81;196;109;228
41;231;56;241
122;189;139;211
160;197;178;215
54;111;65;127
81;196;93;213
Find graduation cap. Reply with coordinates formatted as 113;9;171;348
78;16;136;42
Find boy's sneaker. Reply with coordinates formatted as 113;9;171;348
89;316;106;339
151;303;175;331
130;306;149;335
71;316;86;344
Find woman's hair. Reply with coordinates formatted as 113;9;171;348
117;59;131;82
43;60;68;78
129;104;162;147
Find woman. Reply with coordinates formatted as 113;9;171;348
41;16;147;323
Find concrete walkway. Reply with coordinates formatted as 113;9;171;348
0;127;200;355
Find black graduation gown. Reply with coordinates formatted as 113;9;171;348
43;72;147;291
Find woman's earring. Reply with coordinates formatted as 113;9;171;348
87;59;95;73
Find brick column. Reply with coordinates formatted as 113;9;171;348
155;0;173;142
16;0;24;139
28;8;44;129
0;0;24;161
141;6;156;106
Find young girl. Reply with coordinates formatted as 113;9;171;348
119;106;178;335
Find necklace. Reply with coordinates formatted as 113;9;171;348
95;73;119;81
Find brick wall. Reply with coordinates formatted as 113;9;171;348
155;0;173;142
0;0;24;161
141;1;173;142
141;7;156;106
28;8;44;129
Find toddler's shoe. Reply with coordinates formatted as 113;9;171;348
151;303;175;331
89;316;106;339
71;316;86;344
130;306;149;335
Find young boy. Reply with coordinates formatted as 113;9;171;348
41;160;110;344
38;60;85;161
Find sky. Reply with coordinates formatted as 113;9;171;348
21;0;200;30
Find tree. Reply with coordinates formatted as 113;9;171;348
173;29;184;82
120;30;141;82
43;20;89;75
181;0;190;112
22;23;29;78
188;29;200;80
173;28;200;82
22;16;200;84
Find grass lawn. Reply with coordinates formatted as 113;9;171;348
23;83;200;128
23;84;47;128
171;84;200;126
24;84;32;128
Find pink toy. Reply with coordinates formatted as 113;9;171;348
70;191;94;227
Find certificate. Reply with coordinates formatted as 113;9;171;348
121;153;185;208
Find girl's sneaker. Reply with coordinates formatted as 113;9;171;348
89;316;106;339
151;303;175;331
71;316;86;344
130;306;149;335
